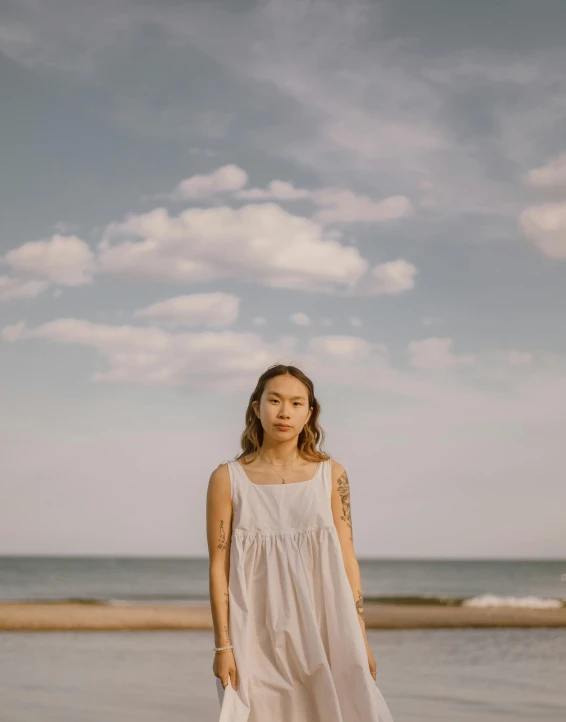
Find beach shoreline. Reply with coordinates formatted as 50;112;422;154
1;601;565;630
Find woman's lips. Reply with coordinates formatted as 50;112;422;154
275;425;291;429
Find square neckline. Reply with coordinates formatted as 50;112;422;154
234;459;324;488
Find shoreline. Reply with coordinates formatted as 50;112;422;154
1;602;566;630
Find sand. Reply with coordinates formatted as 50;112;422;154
1;602;565;631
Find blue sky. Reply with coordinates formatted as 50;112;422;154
1;0;565;558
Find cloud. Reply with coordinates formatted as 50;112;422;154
1;317;296;391
313;191;413;224
96;202;371;294
171;164;248;200
308;334;376;360
503;350;533;366
407;337;475;371
0;276;49;303
4;317;565;426
3;234;95;287
524;152;566;193
2;318;400;395
289;312;311;326
133;292;240;328
0;316;392;396
3;193;418;302
235;174;414;223
359;259;418;296
1;320;27;342
3;0;564;224
237;180;312;201
518;201;566;259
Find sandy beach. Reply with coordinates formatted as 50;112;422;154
1;601;565;631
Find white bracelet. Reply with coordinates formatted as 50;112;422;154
214;644;234;652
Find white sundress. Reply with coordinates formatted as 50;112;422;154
215;457;395;722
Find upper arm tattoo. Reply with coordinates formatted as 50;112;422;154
337;469;353;542
355;589;365;621
217;520;227;551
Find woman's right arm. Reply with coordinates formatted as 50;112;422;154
206;463;238;689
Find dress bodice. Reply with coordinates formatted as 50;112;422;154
226;458;335;536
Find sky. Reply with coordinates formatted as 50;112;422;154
0;0;565;559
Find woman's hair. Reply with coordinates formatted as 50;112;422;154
235;364;331;464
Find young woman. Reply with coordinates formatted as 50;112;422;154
206;364;394;721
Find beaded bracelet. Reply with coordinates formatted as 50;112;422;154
214;644;234;653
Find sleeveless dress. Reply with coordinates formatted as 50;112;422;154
215;457;395;722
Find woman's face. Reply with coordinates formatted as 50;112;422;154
253;375;312;440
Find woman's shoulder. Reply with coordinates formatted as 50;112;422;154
327;456;346;478
209;459;233;482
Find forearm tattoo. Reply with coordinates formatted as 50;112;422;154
337;470;353;541
217;520;227;550
355;590;365;621
223;624;230;645
224;592;229;606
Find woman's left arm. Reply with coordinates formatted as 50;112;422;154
330;459;377;678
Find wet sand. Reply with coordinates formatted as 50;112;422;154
1;602;565;630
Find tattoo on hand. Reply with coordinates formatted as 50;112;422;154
337;470;353;541
217;520;227;551
355;590;365;621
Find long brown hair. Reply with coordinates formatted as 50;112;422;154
235;364;331;465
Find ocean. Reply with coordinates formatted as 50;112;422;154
2;556;565;607
1;557;565;721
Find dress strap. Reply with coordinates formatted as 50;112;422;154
322;457;333;500
226;459;239;498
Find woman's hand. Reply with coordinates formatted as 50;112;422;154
364;637;377;680
213;650;239;691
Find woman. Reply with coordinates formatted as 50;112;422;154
206;363;394;721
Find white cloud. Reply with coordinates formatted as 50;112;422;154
518;201;566;259
313;190;413;224
133;292;240;327
289;312;311;326
308;334;374;360
236;180;311;201
171;164;248;200
5;317;564;428
504;350;533;366
2;317;296;391
349;316;362;327
96;202;372;294
407;337;475;371
524;153;566;192
235;177;414;224
251;316;267;326
358;259;418;296
0;276;49;303
4;234;95;286
1;320;27;342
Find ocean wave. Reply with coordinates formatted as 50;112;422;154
3;594;565;608
462;594;564;609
